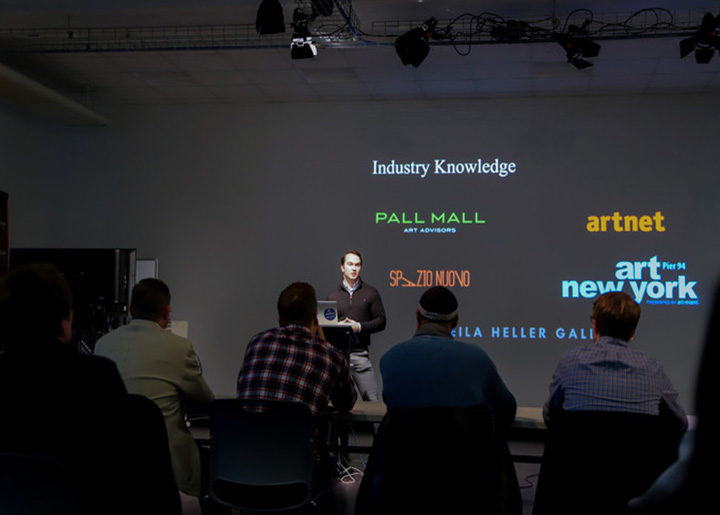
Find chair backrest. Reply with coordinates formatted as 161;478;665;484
0;452;80;515
0;393;180;515
116;393;181;515
355;405;521;515
209;398;316;512
533;409;685;515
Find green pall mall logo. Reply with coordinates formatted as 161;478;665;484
375;212;486;224
375;211;486;234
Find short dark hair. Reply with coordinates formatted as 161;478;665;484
277;282;317;327
0;263;73;345
341;250;362;265
418;286;459;324
592;292;641;341
131;278;171;321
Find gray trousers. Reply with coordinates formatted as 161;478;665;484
349;350;379;402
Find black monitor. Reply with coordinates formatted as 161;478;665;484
9;248;136;352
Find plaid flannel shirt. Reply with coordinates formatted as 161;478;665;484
237;324;356;415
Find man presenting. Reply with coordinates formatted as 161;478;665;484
95;278;215;500
326;250;386;401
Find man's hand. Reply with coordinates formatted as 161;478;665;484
342;317;362;333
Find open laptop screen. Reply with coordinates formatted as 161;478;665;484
317;300;339;326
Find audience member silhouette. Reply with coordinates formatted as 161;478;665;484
357;286;520;515
543;291;686;427
0;264;180;515
535;291;688;515
628;279;720;513
237;281;357;503
95;277;215;501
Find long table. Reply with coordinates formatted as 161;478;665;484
325;401;546;462
329;401;545;429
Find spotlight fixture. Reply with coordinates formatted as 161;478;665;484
395;18;438;68
255;0;285;35
556;30;601;70
290;8;317;60
680;12;720;64
291;36;318;59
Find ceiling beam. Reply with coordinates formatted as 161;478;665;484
0;62;112;126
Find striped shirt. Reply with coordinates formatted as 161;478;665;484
543;336;687;428
237;324;356;415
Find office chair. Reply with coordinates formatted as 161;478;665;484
0;451;79;515
209;398;316;512
117;393;182;515
355;405;522;515
533;408;685;515
0;394;180;515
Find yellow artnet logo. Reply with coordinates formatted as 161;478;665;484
586;211;665;232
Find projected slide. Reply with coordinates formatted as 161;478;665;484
276;103;717;408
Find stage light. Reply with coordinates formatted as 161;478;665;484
255;0;285;35
557;33;601;69
290;8;317;60
695;46;716;63
680;13;720;64
291;37;318;59
395;18;437;68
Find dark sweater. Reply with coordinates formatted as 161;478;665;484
327;280;386;351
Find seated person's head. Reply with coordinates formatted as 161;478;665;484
416;286;459;328
131;278;171;326
277;282;317;328
0;263;73;346
592;291;641;341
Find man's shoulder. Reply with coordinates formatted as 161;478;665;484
555;340;659;369
554;345;591;367
55;350;126;391
95;322;131;342
437;338;497;367
249;326;346;363
97;320;192;352
382;334;469;358
248;325;310;349
388;337;496;374
405;333;487;351
326;284;344;299
358;281;380;294
78;352;124;377
560;341;601;357
251;324;294;340
99;319;156;338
